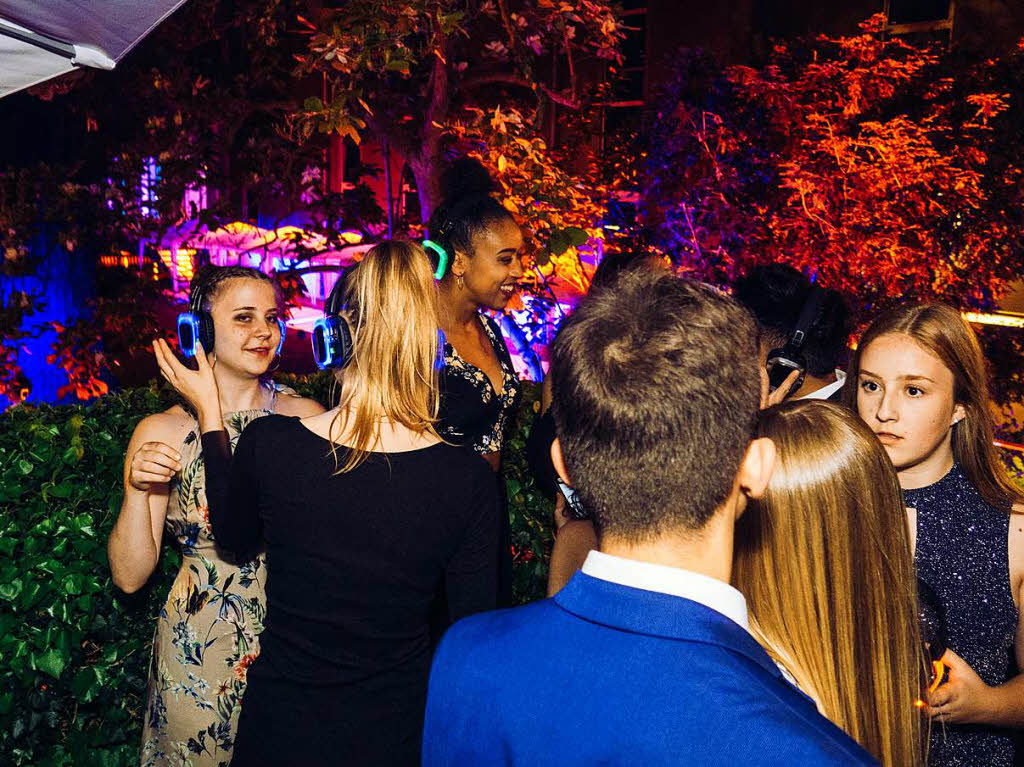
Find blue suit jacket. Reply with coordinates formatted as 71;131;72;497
423;572;877;766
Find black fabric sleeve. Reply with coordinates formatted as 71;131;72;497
445;469;501;622
201;427;263;557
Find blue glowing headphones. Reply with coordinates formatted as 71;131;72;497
177;277;286;359
311;271;355;370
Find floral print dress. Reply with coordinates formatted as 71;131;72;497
437;313;520;454
140;388;285;767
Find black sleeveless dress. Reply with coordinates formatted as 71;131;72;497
905;463;1018;767
436;312;520;609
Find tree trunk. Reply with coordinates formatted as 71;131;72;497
408;26;451;225
408;153;441;225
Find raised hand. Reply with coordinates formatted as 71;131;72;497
128;441;182;492
153;338;223;432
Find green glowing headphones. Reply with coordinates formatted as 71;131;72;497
422;239;449;281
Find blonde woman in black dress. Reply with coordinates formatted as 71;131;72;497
155;242;500;766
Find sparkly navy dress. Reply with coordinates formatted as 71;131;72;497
905;463;1018;767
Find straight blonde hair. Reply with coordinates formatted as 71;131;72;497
733;401;926;767
328;240;441;472
841;302;1022;509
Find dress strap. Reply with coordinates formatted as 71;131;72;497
480;313;514;372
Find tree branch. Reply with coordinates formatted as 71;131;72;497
461;73;582;109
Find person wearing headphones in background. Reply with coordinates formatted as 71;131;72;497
154;242;501;766
425;157;526;607
733;264;851;404
108;265;323;767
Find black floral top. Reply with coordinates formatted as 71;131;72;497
437;313;521;454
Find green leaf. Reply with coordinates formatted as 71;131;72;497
0;578;23;601
565;226;590;246
71;667;104;703
48;481;73;499
385;59;410;73
33;648;67;679
17;458;34;475
18;580;44;610
62;573;85;596
61;444;84;465
72;514;95;537
548;230;572;256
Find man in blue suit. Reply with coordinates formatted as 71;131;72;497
422;268;877;765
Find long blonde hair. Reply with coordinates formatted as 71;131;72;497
733;401;926;767
328;240;441;472
841;302;1022;509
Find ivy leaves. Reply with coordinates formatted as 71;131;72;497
0;376;553;765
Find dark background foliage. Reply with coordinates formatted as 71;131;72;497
0;378;552;765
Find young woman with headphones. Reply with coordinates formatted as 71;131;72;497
425;158;525;606
153;242;501;766
107;265;323;766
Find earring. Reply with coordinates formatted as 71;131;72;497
457;274;465;291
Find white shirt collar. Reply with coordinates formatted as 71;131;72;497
799;369;846;401
580;550;749;631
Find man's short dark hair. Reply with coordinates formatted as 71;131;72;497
551;269;761;542
733;264;849;376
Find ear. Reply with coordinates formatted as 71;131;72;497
550;438;572;487
738;437;776;502
451;250;468;277
952;403;967;426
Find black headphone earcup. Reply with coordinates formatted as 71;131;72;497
198;311;215;352
311;315;355;369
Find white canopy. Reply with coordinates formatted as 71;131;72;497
0;1;188;97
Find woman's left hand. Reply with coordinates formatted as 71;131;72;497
153;339;223;431
927;648;993;724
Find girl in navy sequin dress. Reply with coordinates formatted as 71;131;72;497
846;303;1024;767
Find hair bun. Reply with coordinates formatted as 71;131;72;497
440;157;496;206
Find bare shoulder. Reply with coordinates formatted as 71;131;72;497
275;392;326;418
1009;504;1024;593
129;405;193;447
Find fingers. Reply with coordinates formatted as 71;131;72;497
133;443;183;475
763;368;802;408
195;341;213;371
143;441;181;462
134;462;176;481
940;648;965;669
136;442;182;468
927;683;953;709
152;339;182;382
777;369;800;399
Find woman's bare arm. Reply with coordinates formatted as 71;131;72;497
107;412;187;593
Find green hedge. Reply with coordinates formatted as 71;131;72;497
0;376;554;766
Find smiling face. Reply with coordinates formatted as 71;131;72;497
457;217;524;311
206;278;282;378
855;332;965;484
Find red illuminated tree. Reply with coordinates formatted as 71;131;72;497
644;17;1024;316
